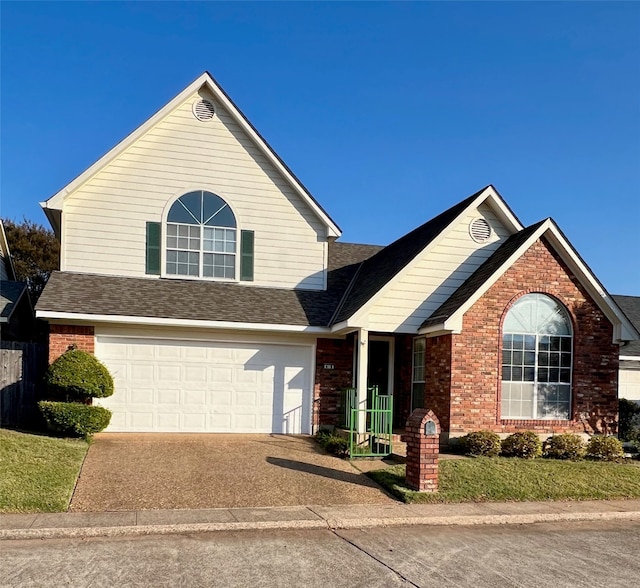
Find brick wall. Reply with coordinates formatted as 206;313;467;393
314;336;355;428
393;334;413;428
424;335;453;432
49;324;95;363
448;237;618;436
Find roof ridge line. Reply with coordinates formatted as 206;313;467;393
328;261;365;327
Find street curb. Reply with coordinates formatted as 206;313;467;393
2;510;639;541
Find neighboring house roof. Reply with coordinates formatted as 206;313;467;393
612;295;640;357
0;220;17;281
36;242;381;330
0;281;30;323
40;72;341;238
331;185;522;325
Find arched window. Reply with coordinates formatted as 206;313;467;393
501;293;573;420
166;191;237;279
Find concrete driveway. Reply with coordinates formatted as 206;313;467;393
69;434;396;511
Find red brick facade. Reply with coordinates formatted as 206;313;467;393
314;336;355;428
405;409;440;492
49;324;95;363
443;237;618;437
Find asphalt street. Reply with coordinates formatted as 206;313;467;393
2;520;638;587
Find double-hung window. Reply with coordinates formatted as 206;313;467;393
412;337;426;411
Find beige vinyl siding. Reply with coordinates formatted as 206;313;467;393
366;203;513;333
619;365;640;402
61;90;327;290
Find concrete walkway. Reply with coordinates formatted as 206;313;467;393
3;500;640;541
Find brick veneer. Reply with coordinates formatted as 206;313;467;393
314;336;355;428
405;409;440;492
438;237;619;437
49;324;95;363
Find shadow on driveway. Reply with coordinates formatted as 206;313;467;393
266;456;377;488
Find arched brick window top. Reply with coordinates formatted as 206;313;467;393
501;294;573;421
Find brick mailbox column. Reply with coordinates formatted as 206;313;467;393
405;409;440;492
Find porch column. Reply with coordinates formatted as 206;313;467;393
356;328;369;433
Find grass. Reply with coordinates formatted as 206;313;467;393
368;457;640;503
0;428;89;513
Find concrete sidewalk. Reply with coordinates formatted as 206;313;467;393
3;499;640;541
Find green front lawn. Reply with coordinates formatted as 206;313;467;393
0;429;88;513
368;457;640;503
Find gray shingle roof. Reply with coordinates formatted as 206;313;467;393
0;281;29;321
330;187;489;325
612;295;640;357
421;220;547;329
36;242;381;327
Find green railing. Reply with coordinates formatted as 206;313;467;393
347;386;393;458
339;387;357;429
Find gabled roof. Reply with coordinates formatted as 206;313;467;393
330;185;523;325
40;72;341;238
612;295;640;357
420;218;639;344
36;242;380;330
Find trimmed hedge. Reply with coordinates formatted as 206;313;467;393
585;436;624;461
462;430;501;457
619;399;640;443
543;433;586;460
501;431;542;459
38;401;112;438
45;349;114;400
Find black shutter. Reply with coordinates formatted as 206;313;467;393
240;230;254;281
146;222;161;275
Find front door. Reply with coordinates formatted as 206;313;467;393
367;340;390;397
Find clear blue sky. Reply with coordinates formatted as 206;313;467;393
1;1;639;293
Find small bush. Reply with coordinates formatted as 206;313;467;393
45;349;114;400
38;401;112;438
501;431;542;459
315;430;349;458
543;433;586;460
619;399;640;443
585;436;624;461
461;430;501;457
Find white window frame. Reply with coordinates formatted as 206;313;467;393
501;294;573;421
161;190;239;282
411;337;426;410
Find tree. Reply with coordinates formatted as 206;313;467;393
2;218;60;301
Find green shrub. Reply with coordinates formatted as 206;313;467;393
501;431;542;459
461;430;501;457
543;433;586;460
46;349;114;400
38;401;112;438
315;430;349;458
585;436;624;461
619;399;640;443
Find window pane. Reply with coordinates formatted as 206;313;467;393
524;335;536;350
561;338;572;352
560;369;571;383
550;353;559;366
524;367;535;381
561;353;571;367
502;366;511;381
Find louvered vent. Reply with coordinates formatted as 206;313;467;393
193;99;215;121
469;218;492;243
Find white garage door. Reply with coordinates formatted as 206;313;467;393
620;367;640;403
95;336;313;434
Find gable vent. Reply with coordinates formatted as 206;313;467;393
469;218;492;243
193;99;216;121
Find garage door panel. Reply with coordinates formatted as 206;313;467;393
96;337;312;433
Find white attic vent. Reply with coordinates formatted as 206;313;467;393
193;99;216;121
469;218;492;243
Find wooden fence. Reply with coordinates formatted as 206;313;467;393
0;341;47;428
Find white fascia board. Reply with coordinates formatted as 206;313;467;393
36;310;331;334
41;73;341;238
620;355;640;362
348;186;515;326
417;220;640;344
